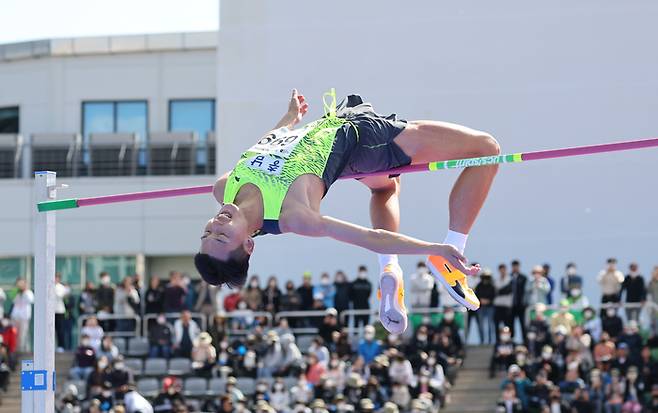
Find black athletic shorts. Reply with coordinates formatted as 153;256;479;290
321;94;411;191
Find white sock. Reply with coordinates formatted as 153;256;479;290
378;254;399;273
443;230;468;254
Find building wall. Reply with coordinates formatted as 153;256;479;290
217;0;658;296
0;36;216;137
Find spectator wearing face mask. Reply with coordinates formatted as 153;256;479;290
598;258;624;310
243;275;263;311
333;271;351;315
297;272;315;312
114;277;140;332
81;316;105;352
148;313;173;358
108;356;132;391
565;286;589;309
269;378;291;411
525;265;551;306
490;326;515;378
493;263;513;334
10;277;34;352
70;334;97;380
410;261;434;309
87;356;111;395
95;272;115;312
97;335;119;362
262;276;281;314
601;307;623;339
144;276;164;315
358;325;381;364
153;376;187;413
581;307;602;341
279;333;303;377
173;310;200;358
621;262;647;322
191;332;216;378
475;268;496;345
314;273;336;310
350;265;372;327
560;263;583;300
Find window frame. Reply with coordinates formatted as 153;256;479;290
167;98;216;135
0;105;20;134
81;99;150;139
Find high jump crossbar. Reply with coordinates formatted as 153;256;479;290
37;136;658;212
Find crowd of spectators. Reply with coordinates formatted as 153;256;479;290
0;257;657;413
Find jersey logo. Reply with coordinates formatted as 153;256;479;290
245;154;285;176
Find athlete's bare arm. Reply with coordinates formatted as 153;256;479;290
280;207;479;275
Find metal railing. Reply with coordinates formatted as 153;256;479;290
78;314;141;338
141;312;208;337
211;310;273;336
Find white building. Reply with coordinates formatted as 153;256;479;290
1;0;657;302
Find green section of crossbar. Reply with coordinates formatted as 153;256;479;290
37;198;79;212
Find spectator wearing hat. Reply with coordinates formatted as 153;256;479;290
319;308;341;344
549;300;577;335
598;258;624;311
362;376;386;409
581;307;602;341
501;364;532;409
475;268;496;344
621;262;647;322
358;325;381;364
350;265;372;328
344;372;365;406
191;331;216;377
358;397;375;413
260;330;283;377
153;376;186;413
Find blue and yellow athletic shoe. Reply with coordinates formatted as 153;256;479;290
377;264;408;334
427;255;480;311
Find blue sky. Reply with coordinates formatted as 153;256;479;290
0;0;218;44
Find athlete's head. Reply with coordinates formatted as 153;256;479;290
195;203;253;289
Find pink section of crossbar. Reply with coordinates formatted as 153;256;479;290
73;137;658;208
76;185;213;207
522;137;658;161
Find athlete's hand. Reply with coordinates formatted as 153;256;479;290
287;89;309;127
435;244;480;276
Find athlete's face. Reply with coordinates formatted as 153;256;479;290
200;203;253;260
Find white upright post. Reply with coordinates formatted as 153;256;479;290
28;171;57;413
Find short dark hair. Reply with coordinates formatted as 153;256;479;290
194;250;250;289
511;260;520;267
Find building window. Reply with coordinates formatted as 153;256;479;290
82;101;148;163
85;256;136;285
0;106;19;133
56;257;82;289
169;99;215;166
0;257;27;287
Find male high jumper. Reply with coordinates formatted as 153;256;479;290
195;90;499;334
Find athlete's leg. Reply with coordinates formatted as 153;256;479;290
394;120;500;310
360;175;408;334
394;120;501;234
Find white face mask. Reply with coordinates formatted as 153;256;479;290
81;339;90;347
321;278;330;285
114;362;124;370
364;332;375;341
567;267;577;276
101;277;110;286
98;361;108;369
238;302;247;310
501;334;511;341
607;309;615;318
444;313;454;322
250;281;259;288
157;317;166;324
571;289;581;297
542;352;552;359
358;271;367;279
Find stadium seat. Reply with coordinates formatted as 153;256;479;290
137;378;160;398
208;377;226;396
235;377;256;395
124;358;143;375
168;357;192;375
126;337;149;357
184;377;208;397
143;358;168;376
114;337;127;354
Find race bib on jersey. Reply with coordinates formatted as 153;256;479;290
247;123;314;158
245;154;286;176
